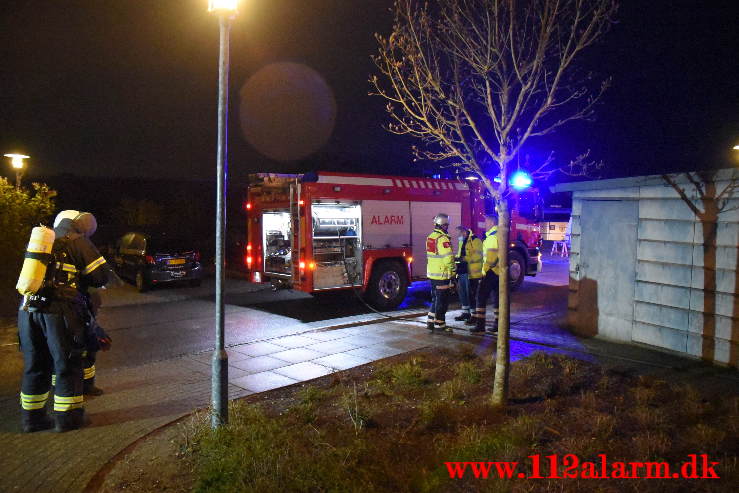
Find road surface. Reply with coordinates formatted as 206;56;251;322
0;254;569;391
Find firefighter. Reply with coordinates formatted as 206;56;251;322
18;211;109;432
49;213;113;396
426;213;456;332
453;226;483;324
472;214;501;333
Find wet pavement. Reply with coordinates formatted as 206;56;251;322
2;254;735;492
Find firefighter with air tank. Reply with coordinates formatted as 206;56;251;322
426;213;456;333
16;210;110;432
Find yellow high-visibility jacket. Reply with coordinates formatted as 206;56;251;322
457;231;483;280
482;226;500;275
426;228;455;280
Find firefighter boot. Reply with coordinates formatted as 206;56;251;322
21;409;54;433
469;308;485;333
54;409;87;433
83;377;104;396
487;309;499;334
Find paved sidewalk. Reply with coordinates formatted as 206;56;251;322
0;312;451;493
1;305;737;492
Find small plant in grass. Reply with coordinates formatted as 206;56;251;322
389;357;429;389
419;400;456;431
439;377;467;402
288;385;329;424
342;382;370;435
454;360;482;384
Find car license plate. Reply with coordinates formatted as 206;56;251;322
171;270;186;277
168;258;186;266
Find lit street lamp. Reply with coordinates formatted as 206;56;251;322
4;153;30;189
208;0;238;428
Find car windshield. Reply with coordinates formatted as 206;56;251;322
146;234;194;254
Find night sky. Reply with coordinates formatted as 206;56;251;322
1;0;737;184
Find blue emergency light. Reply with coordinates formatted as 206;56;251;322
511;171;532;190
491;171;532;189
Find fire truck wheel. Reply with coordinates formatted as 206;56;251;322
366;260;408;310
508;250;525;291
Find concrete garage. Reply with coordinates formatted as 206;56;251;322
552;169;738;367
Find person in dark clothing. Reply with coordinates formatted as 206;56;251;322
18;211;109;432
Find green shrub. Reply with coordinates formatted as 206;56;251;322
0;179;55;315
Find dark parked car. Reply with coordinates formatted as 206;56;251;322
112;231;202;292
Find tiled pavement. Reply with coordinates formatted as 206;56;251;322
0;313;471;493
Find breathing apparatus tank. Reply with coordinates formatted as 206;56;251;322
16;225;56;296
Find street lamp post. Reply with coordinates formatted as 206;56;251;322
208;0;238;428
4;153;30;189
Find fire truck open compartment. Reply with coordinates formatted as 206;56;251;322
262;210;292;275
311;202;362;289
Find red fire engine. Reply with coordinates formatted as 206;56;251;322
244;171;542;309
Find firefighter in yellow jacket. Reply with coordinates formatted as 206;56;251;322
473;214;501;333
426;213;455;332
453;226;483;324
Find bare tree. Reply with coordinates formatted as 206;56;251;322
662;170;738;365
371;0;617;406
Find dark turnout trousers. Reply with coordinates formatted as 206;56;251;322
19;305;85;431
473;270;500;332
427;280;452;331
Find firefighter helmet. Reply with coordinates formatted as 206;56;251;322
433;213;450;227
74;212;97;238
53;210;80;228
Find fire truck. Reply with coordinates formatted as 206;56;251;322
244;171;542;309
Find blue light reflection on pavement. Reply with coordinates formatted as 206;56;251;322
398;280;432;311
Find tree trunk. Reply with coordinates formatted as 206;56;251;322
700;216;718;363
491;199;511;407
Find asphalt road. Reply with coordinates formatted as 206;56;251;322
0;255;570;391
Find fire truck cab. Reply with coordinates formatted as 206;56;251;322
245;171;542;310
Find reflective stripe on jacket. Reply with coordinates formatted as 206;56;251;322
482;226;500;275
426;228;455;280
457;232;483;279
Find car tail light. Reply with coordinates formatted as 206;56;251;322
308;261;316;270
245;202;252;211
246;255;253;267
407;256;413;263
246;243;252;252
299;260;306;270
145;255;155;264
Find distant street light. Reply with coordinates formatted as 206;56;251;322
4;153;30;189
208;0;239;429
